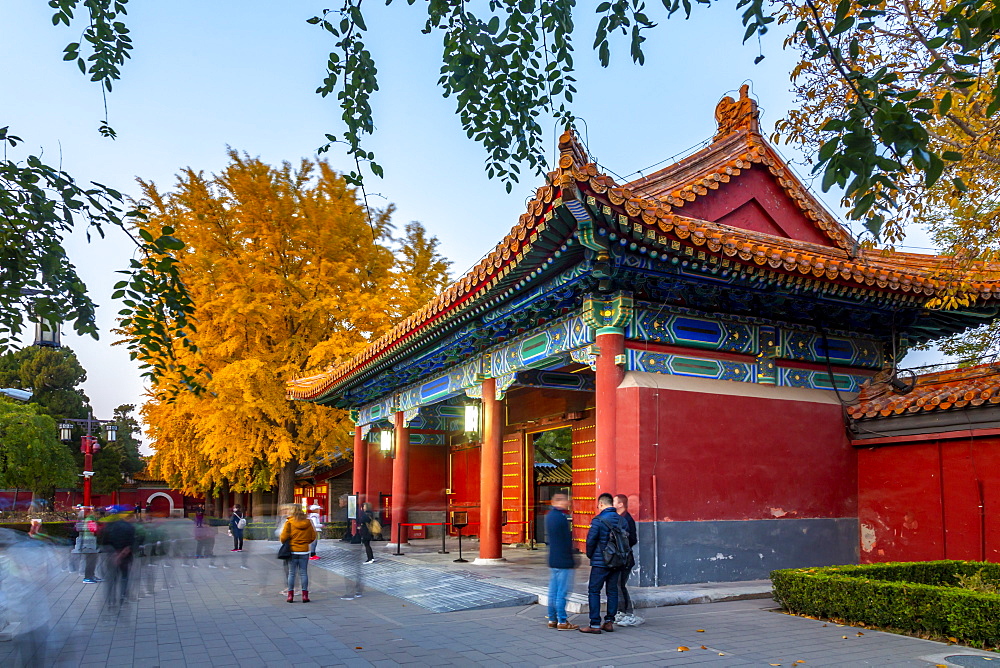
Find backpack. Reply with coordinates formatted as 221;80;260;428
599;516;634;571
236;515;247;530
367;517;382;537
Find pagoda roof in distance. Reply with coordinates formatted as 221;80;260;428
288;86;1000;405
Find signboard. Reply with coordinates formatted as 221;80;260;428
347;494;358;521
451;510;468;528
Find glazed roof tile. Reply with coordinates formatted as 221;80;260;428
848;364;1000;419
288;87;1000;404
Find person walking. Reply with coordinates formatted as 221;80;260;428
579;493;624;634
229;504;246;552
280;505;317;602
358;502;376;564
307;504;322;560
613;494;644;626
101;515;137;608
545;493;578;630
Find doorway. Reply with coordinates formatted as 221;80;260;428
531;427;572;544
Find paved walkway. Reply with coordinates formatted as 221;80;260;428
1;537;998;667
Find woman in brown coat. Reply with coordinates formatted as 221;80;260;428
280;506;317;602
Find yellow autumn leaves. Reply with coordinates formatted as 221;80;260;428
128;151;449;495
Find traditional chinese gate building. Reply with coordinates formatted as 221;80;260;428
289;86;1000;584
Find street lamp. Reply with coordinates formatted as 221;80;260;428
379;428;394;456
58;412;117;511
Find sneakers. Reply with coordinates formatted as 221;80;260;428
309;555;320;561
354;593;363;598
616;613;644;627
82;578;98;584
340;595;355;600
557;622;580;631
547;621;557;629
364;559;375;564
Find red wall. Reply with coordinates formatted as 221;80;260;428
408;444;447;513
365;442;394;512
449;445;481;535
616;382;857;523
858;437;1000;563
679;166;836;247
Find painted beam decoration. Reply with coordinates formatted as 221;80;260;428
630;309;755;354
627;349;755;383
488;313;592;377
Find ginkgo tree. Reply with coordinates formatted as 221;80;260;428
135;151;450;501
776;0;1000;355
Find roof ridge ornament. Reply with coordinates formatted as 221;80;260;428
714;84;760;142
558;127;590;170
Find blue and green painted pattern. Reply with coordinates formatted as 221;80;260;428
782;330;882;368
779;368;868;393
488;314;592;377
629;309;755;354
364;431;445;446
628;350;755;382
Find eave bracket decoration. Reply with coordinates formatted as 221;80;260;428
583;292;634;335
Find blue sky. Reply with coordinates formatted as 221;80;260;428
4;1;941;430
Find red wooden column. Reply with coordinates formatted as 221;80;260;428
595;328;625;495
352;426;367;499
389;411;410;546
476;378;506;564
584;292;633;497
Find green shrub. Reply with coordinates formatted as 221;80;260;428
0;521;75;543
772;561;1000;646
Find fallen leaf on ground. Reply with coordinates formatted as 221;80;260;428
948;637;958;643
700;646;708;650
770;663;781;666
856;632;864;637
355;647;362;650
696;629;706;632
795;662;806;665
841;636;848;639
677;646;690;652
822;623;828;627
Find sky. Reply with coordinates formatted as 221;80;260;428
4;1;945;439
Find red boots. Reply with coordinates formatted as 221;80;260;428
286;590;294;603
302;590;311;603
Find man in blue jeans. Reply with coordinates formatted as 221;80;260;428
545;493;578;630
579;492;622;634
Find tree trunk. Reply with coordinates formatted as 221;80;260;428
251;489;264;519
278;460;297;505
219;479;230;516
205;490;214;517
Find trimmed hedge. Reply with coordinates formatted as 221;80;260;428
771;561;1000;646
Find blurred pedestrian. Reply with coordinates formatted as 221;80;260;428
545;493;578;630
229;504;246;551
76;512;101;583
359;502;376;564
101;515;137;608
280;505;316;602
308;504;322;560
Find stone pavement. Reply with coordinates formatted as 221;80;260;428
2;537;999;667
358;537;772;613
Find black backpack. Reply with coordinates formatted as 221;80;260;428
599;516;635;571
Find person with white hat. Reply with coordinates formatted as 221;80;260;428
307;504;322;560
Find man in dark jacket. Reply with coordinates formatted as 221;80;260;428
101;517;136;607
613;493;644;626
545;493;578;630
579;493;623;634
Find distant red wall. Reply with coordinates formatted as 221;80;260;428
616;382;857;522
858;437;1000;563
409;444;447;513
449;445;481;535
365;442;394;512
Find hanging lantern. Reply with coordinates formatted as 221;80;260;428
379;429;393;455
104;423;118;442
464;403;479;434
59;423;73;442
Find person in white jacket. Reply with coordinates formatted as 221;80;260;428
307;505;322;560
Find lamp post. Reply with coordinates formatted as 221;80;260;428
59;412;118;511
